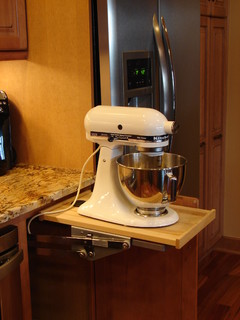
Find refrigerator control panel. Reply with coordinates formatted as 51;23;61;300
123;51;154;106
126;57;152;90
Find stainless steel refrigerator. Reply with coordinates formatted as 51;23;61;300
91;0;200;197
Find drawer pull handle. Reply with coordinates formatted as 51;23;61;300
213;133;222;140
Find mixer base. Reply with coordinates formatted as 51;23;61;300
136;206;168;217
78;202;179;228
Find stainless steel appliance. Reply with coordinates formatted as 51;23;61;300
91;0;200;197
0;90;15;175
0;225;23;319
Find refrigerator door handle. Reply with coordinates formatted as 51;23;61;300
153;14;176;122
161;16;176;116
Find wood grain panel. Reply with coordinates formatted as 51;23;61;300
200;14;227;254
200;16;210;212
200;0;228;17
42;192;215;249
94;237;198;320
210;18;226;135
198;251;240;320
0;0;27;51
0;0;93;170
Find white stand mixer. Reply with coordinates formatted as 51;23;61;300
78;105;185;227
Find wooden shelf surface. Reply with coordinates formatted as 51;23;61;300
42;191;215;249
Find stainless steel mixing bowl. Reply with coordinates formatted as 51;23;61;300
117;152;187;216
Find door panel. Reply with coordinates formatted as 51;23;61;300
0;0;27;50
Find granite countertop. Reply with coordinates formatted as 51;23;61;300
0;164;95;224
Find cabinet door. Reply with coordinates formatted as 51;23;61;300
95;238;198;320
207;136;223;247
199;139;207;256
200;0;211;16
199;16;226;254
209;18;226;136
211;0;228;17
200;0;228;17
199;140;207;255
207;17;226;247
200;16;210;210
0;0;27;51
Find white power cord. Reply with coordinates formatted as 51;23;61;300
27;145;101;234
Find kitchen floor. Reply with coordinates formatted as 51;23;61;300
198;250;240;320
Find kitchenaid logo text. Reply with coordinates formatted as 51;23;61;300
90;131;168;142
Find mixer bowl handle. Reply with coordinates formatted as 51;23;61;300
165;172;177;202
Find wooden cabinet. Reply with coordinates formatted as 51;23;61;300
27;194;209;319
0;0;28;60
94;238;198;320
200;15;227;254
200;0;228;17
28;219;199;320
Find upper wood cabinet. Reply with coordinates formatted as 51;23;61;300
200;0;228;17
0;0;28;60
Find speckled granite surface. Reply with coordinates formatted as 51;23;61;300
0;164;95;224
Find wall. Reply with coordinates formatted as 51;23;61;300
0;0;93;170
224;0;240;238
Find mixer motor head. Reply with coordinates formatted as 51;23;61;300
84;105;177;152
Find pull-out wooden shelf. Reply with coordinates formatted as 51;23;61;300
42;191;215;249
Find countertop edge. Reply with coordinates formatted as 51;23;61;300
0;174;95;224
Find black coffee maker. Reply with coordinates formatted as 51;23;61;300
0;90;15;176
